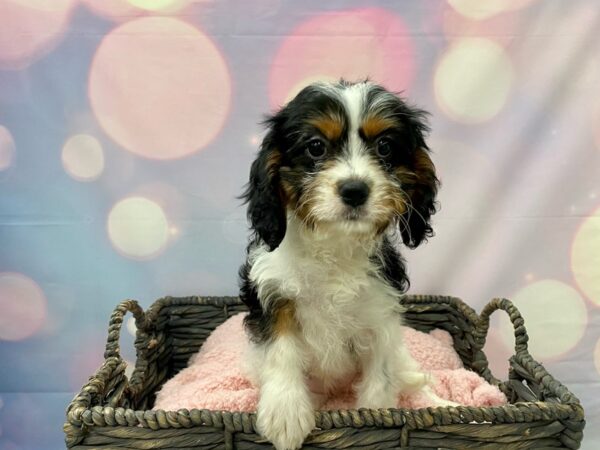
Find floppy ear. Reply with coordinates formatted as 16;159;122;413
399;114;439;248
242;126;287;251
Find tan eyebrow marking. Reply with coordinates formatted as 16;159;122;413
360;115;398;139
308;114;345;141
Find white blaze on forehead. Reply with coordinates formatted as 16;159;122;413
336;82;375;178
340;82;371;133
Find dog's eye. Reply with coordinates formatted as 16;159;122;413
376;137;393;158
305;139;327;160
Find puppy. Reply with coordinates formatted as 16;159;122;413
239;80;445;450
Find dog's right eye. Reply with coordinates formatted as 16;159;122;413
305;139;327;160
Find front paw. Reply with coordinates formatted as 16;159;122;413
256;393;315;450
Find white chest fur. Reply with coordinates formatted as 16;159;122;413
249;219;403;387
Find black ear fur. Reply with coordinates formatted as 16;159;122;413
242;124;287;251
399;112;439;249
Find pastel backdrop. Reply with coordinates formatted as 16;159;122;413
0;0;599;448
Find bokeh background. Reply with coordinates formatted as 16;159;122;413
0;0;599;448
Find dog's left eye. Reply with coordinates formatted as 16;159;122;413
376;137;393;158
305;139;327;160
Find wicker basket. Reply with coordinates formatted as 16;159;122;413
64;295;585;449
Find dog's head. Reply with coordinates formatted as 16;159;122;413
243;80;439;251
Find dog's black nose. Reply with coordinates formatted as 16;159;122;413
338;179;370;207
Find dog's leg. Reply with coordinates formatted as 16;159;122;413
256;334;315;450
356;320;456;409
355;320;404;408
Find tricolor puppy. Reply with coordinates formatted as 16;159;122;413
240;80;447;450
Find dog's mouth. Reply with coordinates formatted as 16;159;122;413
343;207;366;221
327;207;380;233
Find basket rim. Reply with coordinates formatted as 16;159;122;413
65;294;585;440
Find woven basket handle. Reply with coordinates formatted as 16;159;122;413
474;297;529;355
104;299;147;360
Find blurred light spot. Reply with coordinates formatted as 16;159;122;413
571;208;600;305
127;0;189;11
249;134;260;146
500;280;587;359
448;0;536;20
0;125;16;171
169;226;178;236
82;0;141;21
590;192;597;200
0;0;75;70
594;338;600;377
0;273;47;341
107;197;170;259
62;134;104;181
434;38;513;124
89;17;231;160
269;8;415;109
126;317;137;337
524;273;534;282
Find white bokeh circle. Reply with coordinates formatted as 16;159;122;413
107;197;170;259
434;38;514;123
62;134;104;181
500;280;587;359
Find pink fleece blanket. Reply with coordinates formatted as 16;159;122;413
154;313;506;411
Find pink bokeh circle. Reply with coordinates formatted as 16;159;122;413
0;0;76;70
269;8;415;109
0;272;47;341
89;17;231;160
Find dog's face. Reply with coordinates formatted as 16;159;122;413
244;81;438;251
